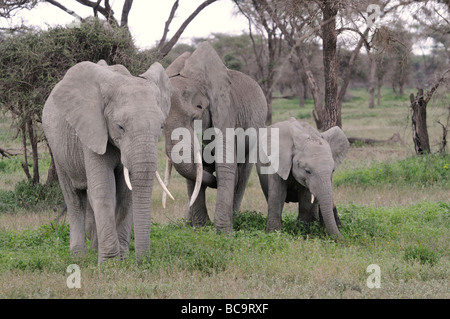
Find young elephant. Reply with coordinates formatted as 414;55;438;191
256;118;350;239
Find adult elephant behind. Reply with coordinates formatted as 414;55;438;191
42;60;173;263
163;41;267;233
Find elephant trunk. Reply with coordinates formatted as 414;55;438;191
127;139;157;263
312;176;343;240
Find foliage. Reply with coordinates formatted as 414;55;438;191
0;180;64;213
404;245;441;266
334;154;450;188
0;203;447;285
0;18;155;183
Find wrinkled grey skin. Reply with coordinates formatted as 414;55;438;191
165;41;267;233
256;118;349;239
42;60;171;263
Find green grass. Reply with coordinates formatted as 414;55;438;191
0;203;448;297
334;154;450;188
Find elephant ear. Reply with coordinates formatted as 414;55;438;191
321;126;350;170
97;59;108;66
263;118;297;180
140;62;172;119
166;51;191;77
51;61;108;155
180;41;232;128
97;59;132;77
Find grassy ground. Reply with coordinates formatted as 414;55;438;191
0;87;449;298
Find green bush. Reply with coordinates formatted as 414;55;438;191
334;154;450;188
0;180;64;213
0;19;157;183
403;245;440;266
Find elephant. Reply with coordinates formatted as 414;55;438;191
42;60;173;263
162;41;267;233
256;118;350;239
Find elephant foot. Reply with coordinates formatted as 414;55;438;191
185;205;210;228
265;219;282;233
70;245;87;258
186;217;210;228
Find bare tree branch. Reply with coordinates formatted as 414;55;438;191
75;0;117;25
424;67;450;104
158;0;179;51
156;0;218;58
44;0;83;21
120;0;133;27
0;0;39;19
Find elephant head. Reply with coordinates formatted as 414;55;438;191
163;42;235;205
49;61;172;261
272;118;349;238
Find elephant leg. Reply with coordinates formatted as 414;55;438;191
85;154;120;263
115;165;133;259
185;179;210;227
85;195;98;251
233;162;253;212
214;163;237;233
266;174;287;232
57;169;87;256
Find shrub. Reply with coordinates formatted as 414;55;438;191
403;245;440;266
0;19;155;183
0;180;64;213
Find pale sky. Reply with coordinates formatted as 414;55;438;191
1;1;440;54
1;0;249;50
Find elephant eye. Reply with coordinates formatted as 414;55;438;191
117;124;125;131
305;168;311;174
196;105;203;110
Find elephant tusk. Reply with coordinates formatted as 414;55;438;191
190;134;203;207
124;166;132;191
311;194;315;204
161;157;172;208
155;171;174;201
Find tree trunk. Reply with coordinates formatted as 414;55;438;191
321;1;339;131
20;124;31;181
296;46;325;129
368;52;376;109
291;56;305;108
266;92;273;125
46;150;59;186
410;89;430;154
26;118;39;185
377;80;381;106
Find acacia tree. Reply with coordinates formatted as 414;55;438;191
0;0;219;184
1;0;218;59
0;20;139;184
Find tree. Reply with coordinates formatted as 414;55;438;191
1;0;218;59
0;19;139;184
409;67;450;155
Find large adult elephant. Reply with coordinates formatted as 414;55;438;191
42;60;173;263
256;118;349;239
163;41;267;233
